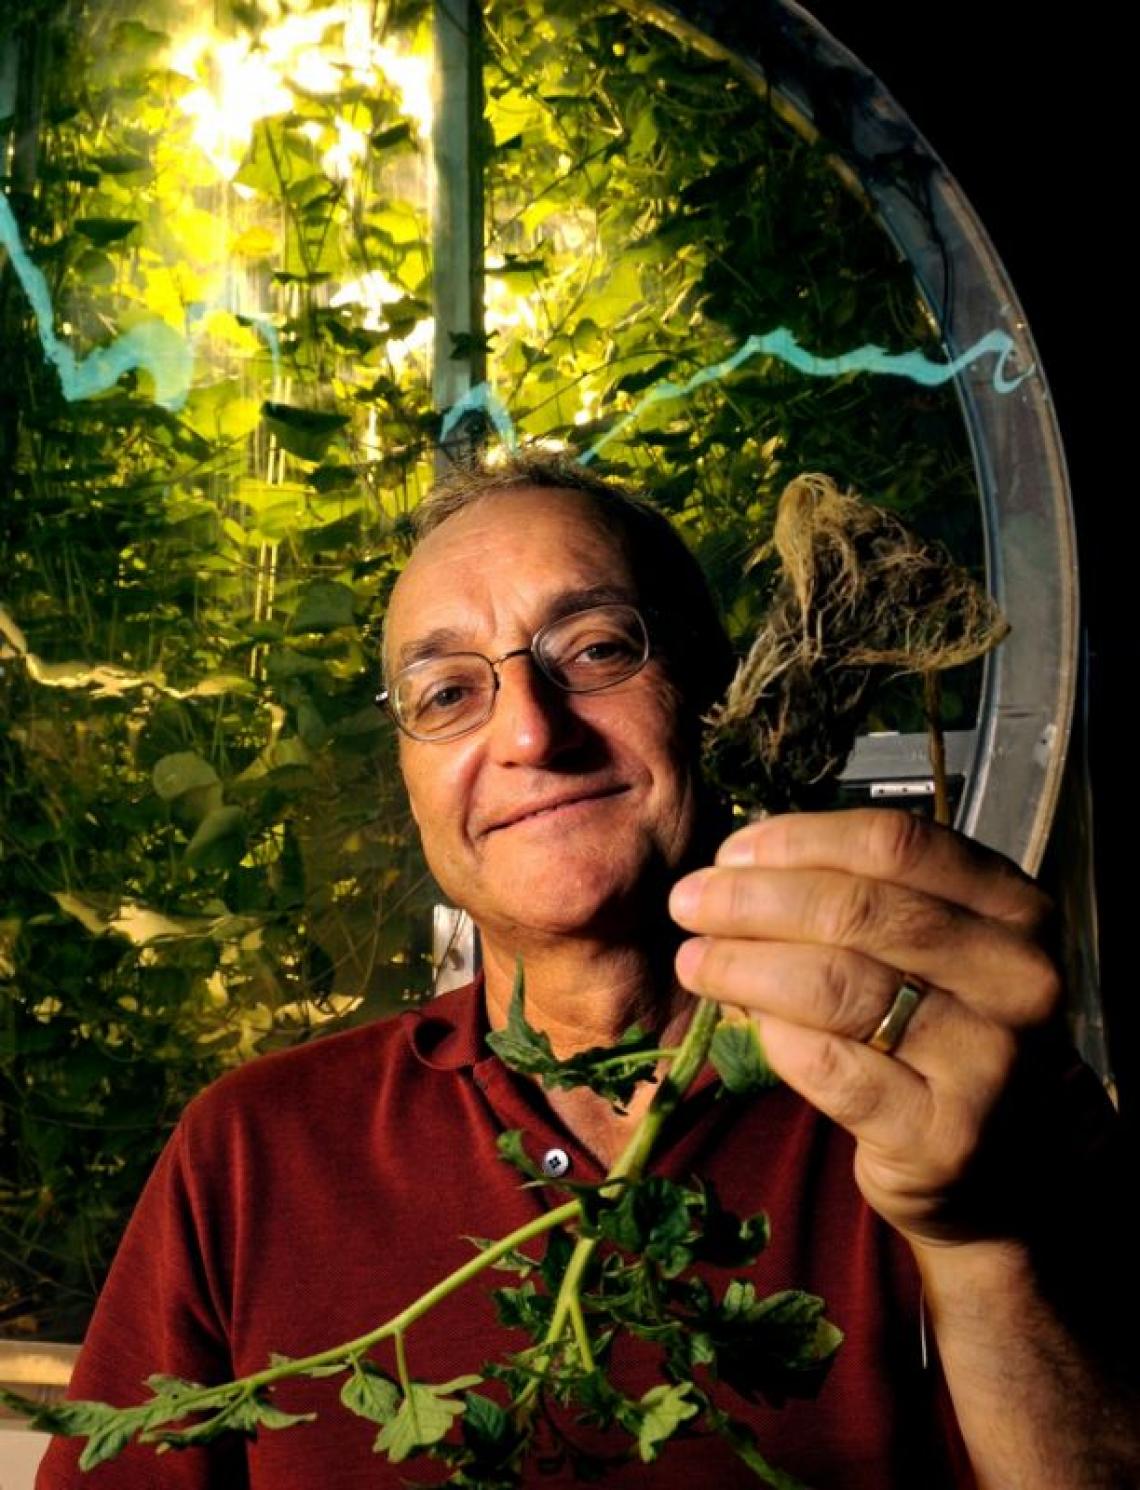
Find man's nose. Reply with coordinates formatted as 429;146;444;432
486;653;584;765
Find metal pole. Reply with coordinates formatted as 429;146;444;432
431;0;486;468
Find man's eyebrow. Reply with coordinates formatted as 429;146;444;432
394;626;471;671
393;585;639;671
542;584;639;623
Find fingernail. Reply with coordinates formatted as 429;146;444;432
675;938;706;984
718;836;754;866
669;871;708;919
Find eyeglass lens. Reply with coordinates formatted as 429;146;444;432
392;605;647;740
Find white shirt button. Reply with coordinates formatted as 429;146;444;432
541;1147;571;1177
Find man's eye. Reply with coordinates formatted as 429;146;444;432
550;632;642;687
575;638;629;663
414;680;471;719
408;682;476;727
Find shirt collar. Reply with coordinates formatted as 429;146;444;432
405;972;488;1070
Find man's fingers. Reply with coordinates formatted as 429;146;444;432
669;866;1061;1028
676;937;907;1040
715;809;1051;933
748;1011;935;1151
674;935;1015;1099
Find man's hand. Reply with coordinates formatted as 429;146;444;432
668;807;1062;1248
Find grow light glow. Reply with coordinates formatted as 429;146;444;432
169;3;431;182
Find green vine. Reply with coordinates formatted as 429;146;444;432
3;978;839;1486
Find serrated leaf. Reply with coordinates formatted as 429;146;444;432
493;1281;552;1338
484;963;557;1077
636;1382;700;1461
432;1375;483;1395
78;1409;148;1471
461;1390;511;1449
710;1018;779;1095
341;1363;401;1423
597;1176;697;1276
700;1283;843;1406
495;1128;542;1181
375;1382;470;1462
144;1374;204;1398
486;963;663;1109
252;1399;316;1431
464;1236;536;1275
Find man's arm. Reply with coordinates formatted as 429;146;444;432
669;807;1140;1489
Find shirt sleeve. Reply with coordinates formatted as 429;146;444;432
35;1119;248;1489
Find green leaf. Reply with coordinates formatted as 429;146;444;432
152;752;220;802
341;1363;401;1424
484;965;558;1078
710;1018;779;1096
614;358;674;396
464;1236;537;1276
109;19;168;61
495;1129;543;1181
699;1283;843;1406
250;1399;317;1432
309;463;358;493
375;1381;475;1462
596;1176;696;1276
492;1281;552;1337
371;121;415;151
289;580;356;633
262;402;350;462
486;963;664;1110
636;1382;700;1462
74;217;139;246
184;806;246;870
92;152;152;175
79;1409;149;1471
460;1388;524;1464
460;1390;509;1447
148;1389;310;1450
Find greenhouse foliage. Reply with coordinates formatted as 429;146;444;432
1;0;978;1338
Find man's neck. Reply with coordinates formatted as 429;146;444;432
480;934;686;1057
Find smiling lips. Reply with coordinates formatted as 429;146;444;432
483;784;629;834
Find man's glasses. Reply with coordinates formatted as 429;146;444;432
378;603;651;742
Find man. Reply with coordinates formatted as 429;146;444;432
38;454;1138;1488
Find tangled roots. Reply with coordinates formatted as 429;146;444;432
703;473;1009;810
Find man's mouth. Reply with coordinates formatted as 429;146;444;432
484;785;629;834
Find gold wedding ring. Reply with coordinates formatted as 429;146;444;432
866;979;927;1056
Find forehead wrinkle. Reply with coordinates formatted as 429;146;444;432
391;582;641;673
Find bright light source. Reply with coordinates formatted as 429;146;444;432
169;2;432;183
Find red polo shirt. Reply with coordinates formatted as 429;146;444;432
38;981;971;1488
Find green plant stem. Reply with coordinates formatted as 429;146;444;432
394;1331;411;1395
584;1046;682;1072
514;998;722;1416
16;1002;722;1447
88;1197;584;1430
568;1292;595;1371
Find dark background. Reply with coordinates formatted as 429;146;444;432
801;4;1134;1124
